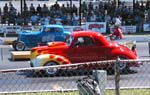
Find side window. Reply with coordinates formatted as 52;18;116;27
55;28;62;32
44;28;53;32
75;36;94;47
84;37;94;46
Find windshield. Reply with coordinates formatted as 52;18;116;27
43;27;62;32
65;35;74;46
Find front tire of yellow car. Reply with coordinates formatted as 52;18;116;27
44;61;59;76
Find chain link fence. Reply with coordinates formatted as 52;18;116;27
0;59;150;95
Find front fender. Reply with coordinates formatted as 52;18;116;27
35;54;71;66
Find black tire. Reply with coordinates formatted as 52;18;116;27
14;41;25;51
12;40;17;49
44;61;59;76
115;56;130;74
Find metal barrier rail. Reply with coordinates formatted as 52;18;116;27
0;59;149;73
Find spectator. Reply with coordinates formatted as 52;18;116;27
36;4;42;15
30;13;39;25
66;13;71;25
99;2;103;9
139;1;145;12
134;1;139;10
1;14;6;24
146;1;150;9
60;4;66;14
81;1;87;12
104;13;111;24
88;2;93;11
90;12;96;22
96;12;103;22
109;24;124;40
16;12;24;25
24;3;28;12
112;15;122;25
40;14;50;25
8;4;17;25
53;1;60;11
72;13;79;26
9;4;17;15
54;15;62;25
41;4;49;14
72;4;78;14
30;3;35;14
94;6;99;16
61;13;67;25
3;3;8;14
8;13;16;25
54;8;62;16
66;3;70;14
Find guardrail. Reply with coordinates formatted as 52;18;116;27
0;59;150;95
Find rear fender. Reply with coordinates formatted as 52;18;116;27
110;49;139;67
110;47;137;59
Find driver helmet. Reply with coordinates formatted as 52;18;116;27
78;37;84;43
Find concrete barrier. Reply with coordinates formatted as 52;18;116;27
2;37;16;45
93;70;107;95
11;51;30;61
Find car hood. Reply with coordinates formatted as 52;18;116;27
31;42;68;57
19;30;41;35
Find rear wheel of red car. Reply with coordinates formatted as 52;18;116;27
15;41;25;51
116;56;130;73
44;61;59;76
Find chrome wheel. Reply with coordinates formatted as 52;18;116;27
15;41;25;51
45;61;58;76
117;57;129;72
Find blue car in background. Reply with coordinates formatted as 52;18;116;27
12;25;70;51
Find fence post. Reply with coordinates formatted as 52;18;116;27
115;57;120;95
148;42;150;55
93;70;107;95
0;48;3;61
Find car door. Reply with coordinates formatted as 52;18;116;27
67;36;99;63
41;27;55;43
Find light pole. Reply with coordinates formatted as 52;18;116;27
21;0;23;14
79;0;82;25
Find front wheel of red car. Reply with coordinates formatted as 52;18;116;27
44;61;59;76
14;41;25;51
